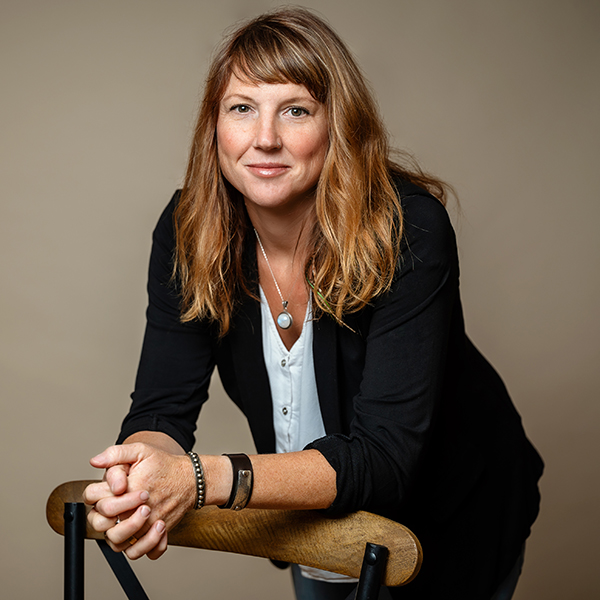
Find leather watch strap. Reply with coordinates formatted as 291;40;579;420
218;453;254;511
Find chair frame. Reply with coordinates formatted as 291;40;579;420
49;480;422;600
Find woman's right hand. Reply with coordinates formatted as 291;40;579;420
83;442;196;559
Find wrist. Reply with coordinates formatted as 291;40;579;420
185;452;206;510
123;431;185;455
201;455;233;506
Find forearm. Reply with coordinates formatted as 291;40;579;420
121;433;336;510
202;449;336;510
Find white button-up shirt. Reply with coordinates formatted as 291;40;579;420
260;287;325;454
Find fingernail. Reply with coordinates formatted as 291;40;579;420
156;521;165;534
141;505;150;518
140;491;149;502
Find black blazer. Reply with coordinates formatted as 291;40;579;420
119;182;543;599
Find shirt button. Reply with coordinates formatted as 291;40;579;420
281;359;287;367
282;407;288;415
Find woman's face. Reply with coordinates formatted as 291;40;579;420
216;75;329;218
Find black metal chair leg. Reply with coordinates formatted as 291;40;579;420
353;542;389;600
96;539;150;600
64;502;86;600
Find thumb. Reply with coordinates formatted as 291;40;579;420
90;443;148;469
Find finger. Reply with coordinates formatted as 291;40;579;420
95;490;150;518
90;443;146;470
147;530;169;560
87;508;119;534
83;481;113;505
105;464;129;495
105;504;151;546
125;520;166;561
102;536;122;553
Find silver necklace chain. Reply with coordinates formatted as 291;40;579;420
254;228;294;329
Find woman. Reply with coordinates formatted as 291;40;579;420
83;8;543;600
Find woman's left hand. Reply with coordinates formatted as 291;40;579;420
84;443;196;559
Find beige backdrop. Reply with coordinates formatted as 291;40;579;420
1;0;598;598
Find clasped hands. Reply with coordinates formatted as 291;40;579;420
83;443;196;560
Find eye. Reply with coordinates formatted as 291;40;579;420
287;106;309;117
232;104;251;113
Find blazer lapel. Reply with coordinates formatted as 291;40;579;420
227;235;276;454
313;314;343;434
229;294;277;454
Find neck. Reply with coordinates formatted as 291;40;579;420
247;208;314;264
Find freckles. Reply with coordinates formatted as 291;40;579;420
216;126;234;144
219;126;251;152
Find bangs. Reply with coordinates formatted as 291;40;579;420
224;25;330;104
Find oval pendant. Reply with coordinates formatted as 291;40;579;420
277;311;293;329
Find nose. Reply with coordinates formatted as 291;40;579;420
254;114;281;151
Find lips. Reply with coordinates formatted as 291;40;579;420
245;163;290;177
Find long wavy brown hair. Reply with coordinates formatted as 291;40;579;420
175;7;449;335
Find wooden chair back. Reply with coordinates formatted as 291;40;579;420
47;480;422;592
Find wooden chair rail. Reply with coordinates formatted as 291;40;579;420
47;480;422;587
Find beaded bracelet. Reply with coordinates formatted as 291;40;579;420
187;451;206;510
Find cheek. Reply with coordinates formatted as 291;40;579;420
216;137;243;188
216;126;233;161
216;117;245;155
303;131;329;170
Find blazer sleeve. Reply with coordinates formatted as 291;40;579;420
306;192;459;515
117;191;216;451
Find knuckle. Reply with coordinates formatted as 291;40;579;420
94;499;108;516
108;464;125;477
129;442;143;454
82;484;99;503
148;549;164;561
125;547;142;561
106;446;120;462
91;513;105;530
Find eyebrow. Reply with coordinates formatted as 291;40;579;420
220;93;319;106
